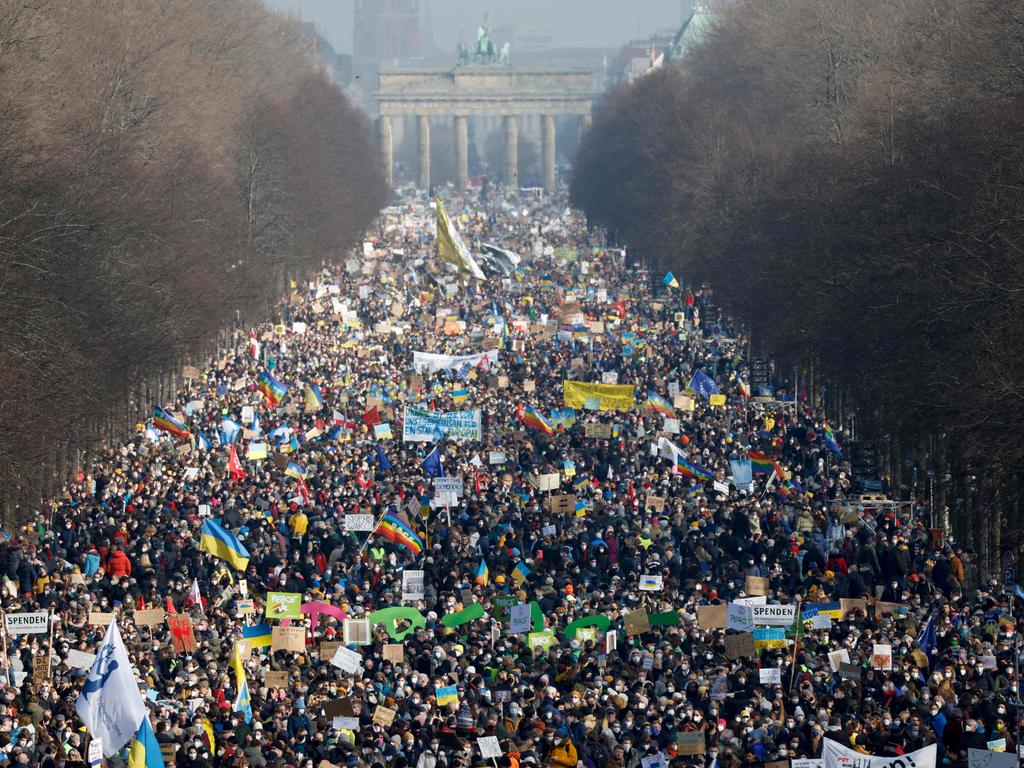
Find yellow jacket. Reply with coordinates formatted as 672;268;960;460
550;739;578;767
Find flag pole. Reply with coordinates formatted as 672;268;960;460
357;506;392;557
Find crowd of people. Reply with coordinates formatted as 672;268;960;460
0;186;1016;768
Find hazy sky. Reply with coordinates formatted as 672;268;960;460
269;0;687;54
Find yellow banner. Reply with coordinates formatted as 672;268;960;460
563;381;635;411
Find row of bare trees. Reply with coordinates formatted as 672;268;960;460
0;1;387;517
572;0;1024;574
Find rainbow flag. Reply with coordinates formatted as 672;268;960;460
644;392;677;419
153;406;189;439
517;404;553;435
823;423;844;459
676;455;714;482
748;450;785;477
737;378;751;398
257;370;289;408
475;558;489;586
375;512;424;555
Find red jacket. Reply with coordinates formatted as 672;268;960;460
106;550;132;577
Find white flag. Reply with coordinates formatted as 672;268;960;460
75;620;146;756
823;739;936;768
657;436;685;461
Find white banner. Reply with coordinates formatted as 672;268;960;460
823;739;936;768
402;406;482;442
750;604;796;626
412;349;499;374
792;760;824;768
4;611;48;635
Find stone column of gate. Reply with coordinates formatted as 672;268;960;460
455;115;469;187
504;115;518;187
578;113;592;145
542;114;556;193
379;115;393;188
417;115;431;190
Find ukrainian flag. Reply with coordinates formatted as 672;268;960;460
128;718;165;768
284;462;306;480
452;389;469;406
231;642;253;723
304;384;324;412
242;623;272;649
475;559;489;586
199;519;250;571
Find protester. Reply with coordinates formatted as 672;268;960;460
0;185;1012;768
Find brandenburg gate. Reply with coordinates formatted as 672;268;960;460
376;66;596;192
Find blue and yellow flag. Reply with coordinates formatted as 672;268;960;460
199;519;250;571
128;718;165;768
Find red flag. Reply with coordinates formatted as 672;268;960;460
227;445;245;481
249;332;260;359
296;477;310;506
355;470;373;489
362;406;381;427
165;596;178;615
137;595;146;610
185;578;202;610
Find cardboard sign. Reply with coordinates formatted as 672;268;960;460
271;625;306;653
623;609;650;637
673;395;695;411
697;604;727;630
644;495;666;512
88;612;114;626
536;473;560;491
133;608;165;627
160;744;177;764
828;649;851;672
724;633;756;659
344;619;371;645
372;706;397;727
383;644;405;663
167;615;197;652
840;598;867;618
319;641;342;662
32;656;50;688
323;698;355;718
264;671;288;689
65;649;96;670
676;732;705;756
236;599;255;616
745;575;768;596
585;423;612;438
548;494;577;514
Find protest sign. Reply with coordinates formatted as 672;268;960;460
266;592;302;620
750;604;796;626
66;649;96;670
343;514;376;532
331;646;362;675
478;737;502;759
676;732;705;756
828;649;851;672
372;706;397;727
4;612;48;635
436;685;459;706
623;609;650;637
584;423;612;438
548;494;576;514
383;644;404;663
697;604;727;629
88;612;114;626
822;739;936;768
264;671;288;689
725;633;756;659
319;641;342;662
871;644;893;670
639;574;663;591
563;380;635;411
727;603;754;632
133;608;165;628
753;628;786;649
271;625;306;653
403;406;482;442
759;667;782;684
344;619;371;645
745;575;768;596
510;603;532;634
644;494;666;512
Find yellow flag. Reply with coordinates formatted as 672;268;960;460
435;199;485;280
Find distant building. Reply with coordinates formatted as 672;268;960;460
609;4;719;85
353;0;423;109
